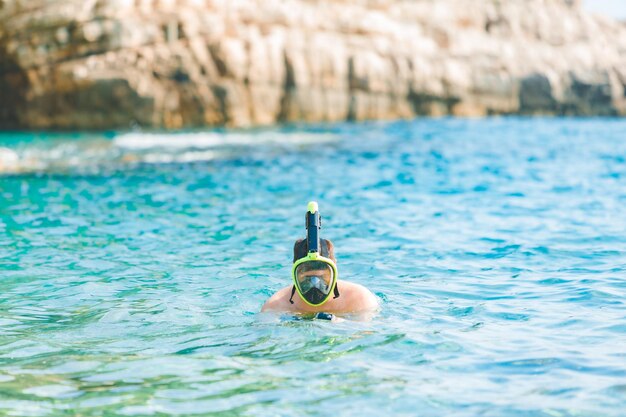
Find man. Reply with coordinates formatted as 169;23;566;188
261;203;378;315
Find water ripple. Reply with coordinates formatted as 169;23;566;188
1;118;625;416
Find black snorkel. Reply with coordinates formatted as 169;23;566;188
305;202;321;254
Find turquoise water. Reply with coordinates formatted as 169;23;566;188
1;118;625;416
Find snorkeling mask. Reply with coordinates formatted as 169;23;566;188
290;202;339;306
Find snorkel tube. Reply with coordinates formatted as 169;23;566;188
291;201;339;307
305;201;321;254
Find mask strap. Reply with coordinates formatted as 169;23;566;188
320;239;328;257
289;285;296;304
333;283;340;299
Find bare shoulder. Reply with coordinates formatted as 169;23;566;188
261;281;378;314
261;286;293;312
338;281;379;311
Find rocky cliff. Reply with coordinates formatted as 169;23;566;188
1;0;625;130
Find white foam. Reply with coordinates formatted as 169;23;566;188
113;131;339;150
114;132;226;149
0;147;19;172
0;131;340;174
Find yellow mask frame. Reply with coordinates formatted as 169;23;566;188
292;252;339;306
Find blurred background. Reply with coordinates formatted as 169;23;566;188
1;0;625;132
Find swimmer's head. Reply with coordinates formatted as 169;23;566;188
290;202;339;306
292;238;339;306
293;238;336;264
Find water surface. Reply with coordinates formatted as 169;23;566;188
1;118;625;416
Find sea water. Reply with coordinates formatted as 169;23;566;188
0;118;625;416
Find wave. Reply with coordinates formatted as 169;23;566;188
113;131;338;150
0;131;340;174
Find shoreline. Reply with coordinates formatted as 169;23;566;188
1;114;625;135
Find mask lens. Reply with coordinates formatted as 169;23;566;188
294;260;334;304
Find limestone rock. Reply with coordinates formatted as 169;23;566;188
0;0;625;130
